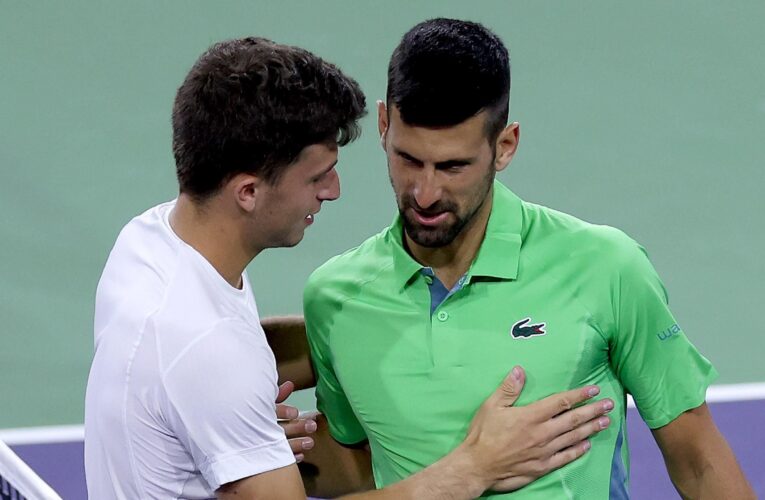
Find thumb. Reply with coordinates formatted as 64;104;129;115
495;366;525;406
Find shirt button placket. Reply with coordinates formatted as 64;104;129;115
437;310;449;322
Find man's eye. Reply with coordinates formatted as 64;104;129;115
312;167;334;183
439;164;467;172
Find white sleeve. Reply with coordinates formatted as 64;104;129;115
161;319;294;490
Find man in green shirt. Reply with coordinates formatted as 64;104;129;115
303;18;753;498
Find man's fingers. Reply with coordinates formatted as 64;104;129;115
298;410;320;421
488;435;595;492
276;402;299;421
280;417;318;438
532;385;601;420
288;437;315;456
492;366;526;406
275;380;295;404
544;413;610;456
541;440;593;473
545;398;614;438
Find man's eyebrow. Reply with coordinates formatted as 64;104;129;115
393;147;423;164
435;158;473;169
393;146;475;168
315;159;338;177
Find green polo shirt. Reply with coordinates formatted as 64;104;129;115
303;181;717;499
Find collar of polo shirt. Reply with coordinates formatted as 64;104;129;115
389;180;523;290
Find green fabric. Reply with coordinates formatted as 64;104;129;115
303;181;717;498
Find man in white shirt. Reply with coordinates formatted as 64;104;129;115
85;36;614;499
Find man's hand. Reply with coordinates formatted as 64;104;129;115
459;366;613;493
221;368;613;500
275;381;318;463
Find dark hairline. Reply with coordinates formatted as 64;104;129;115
385;99;509;145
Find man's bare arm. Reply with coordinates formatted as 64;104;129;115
217;464;307;499
298;414;375;498
262;315;315;389
651;403;754;500
217;367;613;499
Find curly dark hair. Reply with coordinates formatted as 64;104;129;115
387;18;510;141
172;37;367;199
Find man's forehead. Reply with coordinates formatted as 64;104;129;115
292;142;337;167
280;142;338;179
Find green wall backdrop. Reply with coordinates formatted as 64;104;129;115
1;1;763;428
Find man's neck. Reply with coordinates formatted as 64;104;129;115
405;192;493;290
169;193;257;289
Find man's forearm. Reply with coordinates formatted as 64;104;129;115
653;404;754;500
664;436;754;500
300;416;487;500
299;415;375;498
342;443;489;500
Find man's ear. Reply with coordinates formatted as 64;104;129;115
494;122;520;173
229;173;263;212
377;100;388;151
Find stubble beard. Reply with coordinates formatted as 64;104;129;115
395;167;495;248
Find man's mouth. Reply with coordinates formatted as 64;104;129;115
305;214;314;225
411;209;449;227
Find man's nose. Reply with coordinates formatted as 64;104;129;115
319;168;340;202
413;169;442;209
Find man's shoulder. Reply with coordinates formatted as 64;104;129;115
95;202;180;332
105;201;179;275
522;201;644;265
305;228;394;304
114;200;176;239
525;201;638;248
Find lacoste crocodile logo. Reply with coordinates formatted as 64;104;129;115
511;318;547;339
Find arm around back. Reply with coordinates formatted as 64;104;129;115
262;315;316;390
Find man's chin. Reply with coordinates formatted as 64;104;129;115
286;233;305;247
405;226;456;248
269;232;305;249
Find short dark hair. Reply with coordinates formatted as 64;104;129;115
172;37;366;199
387;18;510;141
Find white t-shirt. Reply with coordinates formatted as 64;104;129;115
84;201;294;499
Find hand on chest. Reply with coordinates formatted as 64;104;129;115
330;279;611;419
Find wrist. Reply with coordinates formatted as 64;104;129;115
445;442;493;497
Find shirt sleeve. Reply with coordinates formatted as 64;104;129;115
303;272;367;445
608;238;718;429
161;319;295;490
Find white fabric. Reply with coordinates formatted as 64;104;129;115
85;201;294;500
